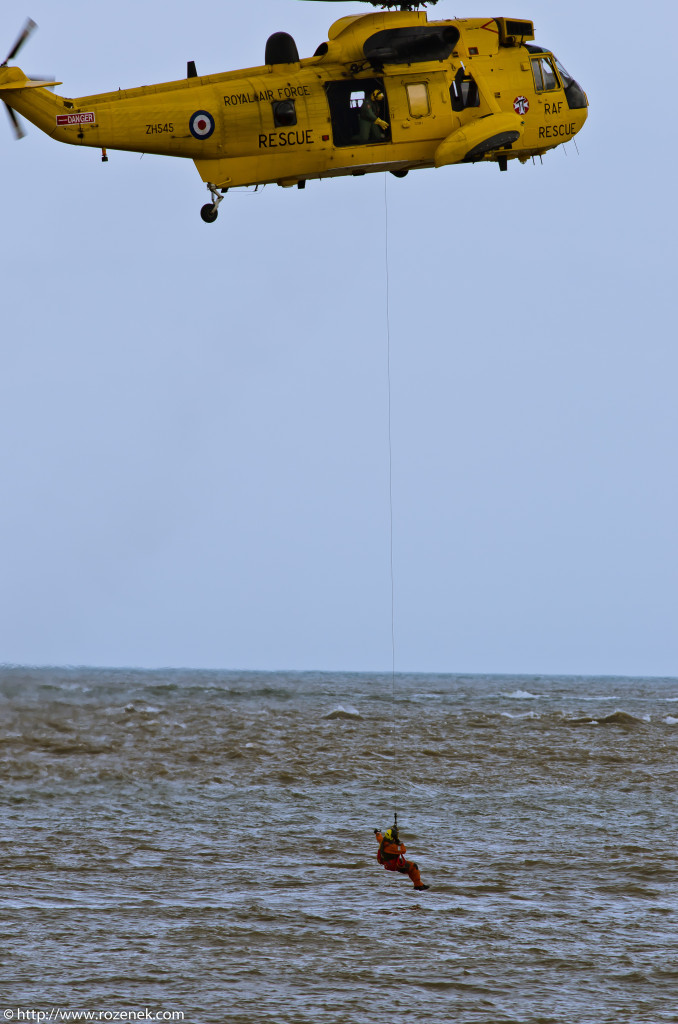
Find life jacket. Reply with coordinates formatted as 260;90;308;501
377;836;406;865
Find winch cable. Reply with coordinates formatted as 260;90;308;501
383;174;398;826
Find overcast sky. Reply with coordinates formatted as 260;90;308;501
1;0;676;676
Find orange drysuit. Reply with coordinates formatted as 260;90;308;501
375;831;425;888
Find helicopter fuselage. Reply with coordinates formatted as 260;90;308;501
1;12;588;195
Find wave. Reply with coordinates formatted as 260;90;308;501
501;690;541;700
323;705;362;720
569;710;649;728
598;711;649;726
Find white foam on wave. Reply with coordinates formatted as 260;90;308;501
502;690;540;700
664;716;678;726
501;711;539;720
323;705;362;720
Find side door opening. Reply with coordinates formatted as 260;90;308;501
325;78;391;146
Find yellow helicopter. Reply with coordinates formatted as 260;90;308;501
1;1;588;223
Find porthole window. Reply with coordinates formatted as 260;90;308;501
273;100;297;127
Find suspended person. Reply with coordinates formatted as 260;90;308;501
359;89;389;143
374;823;429;890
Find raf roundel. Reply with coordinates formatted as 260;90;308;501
513;96;530;115
189;110;215;140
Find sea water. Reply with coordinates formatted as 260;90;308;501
1;668;677;1023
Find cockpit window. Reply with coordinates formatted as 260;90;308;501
531;56;559;92
553;55;588;110
553;57;573;87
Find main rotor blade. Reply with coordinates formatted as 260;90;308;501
296;0;438;6
2;17;38;66
3;100;26;139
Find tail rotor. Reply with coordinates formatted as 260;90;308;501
4;101;26;139
1;17;41;140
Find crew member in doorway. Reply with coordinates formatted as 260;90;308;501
374;824;429;890
359;89;389;142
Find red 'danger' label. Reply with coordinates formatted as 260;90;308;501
56;112;96;126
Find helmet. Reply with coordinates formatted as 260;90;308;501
384;828;394;841
371;89;384;102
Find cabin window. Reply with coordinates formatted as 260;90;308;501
531;56;559;92
406;83;430;118
450;73;480;112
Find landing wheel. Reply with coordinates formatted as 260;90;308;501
200;203;219;224
391;169;408;179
